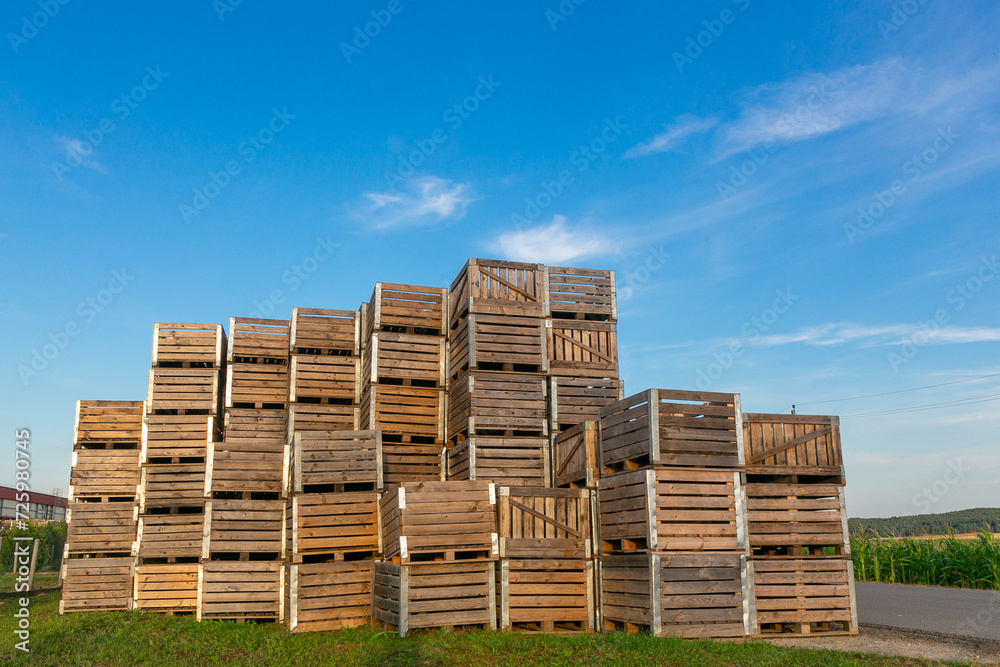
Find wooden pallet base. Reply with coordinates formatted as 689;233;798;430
752;558;857;637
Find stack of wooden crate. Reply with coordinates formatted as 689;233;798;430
134;323;225;616
60;400;144;613
446;260;551;486
288;308;362;436
743;413;856;637
373;480;499;636
496;486;596;631
196;318;291;623
597;389;753;639
360;284;448;483
285;430;383;632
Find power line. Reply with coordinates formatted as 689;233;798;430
777;373;1000;412
841;393;1000;418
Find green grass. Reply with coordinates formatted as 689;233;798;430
852;530;1000;590
0;570;61;593
0;590;974;666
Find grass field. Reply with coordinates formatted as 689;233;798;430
852;531;1000;590
0;589;975;666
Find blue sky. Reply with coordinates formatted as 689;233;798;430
2;1;998;518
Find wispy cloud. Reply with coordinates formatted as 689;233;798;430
359;176;481;229
495;215;619;264
624;115;719;158
60;137;106;174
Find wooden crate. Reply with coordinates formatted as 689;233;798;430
746;483;849;557
197;561;284;622
552;421;598;489
743;413;844;481
380;480;497;563
291;430;382;493
69;445;140;499
362;332;446;388
382;443;443;484
545;266;616;321
205;440;289;497
447;372;548;443
499;559;595;632
550;377;624;433
287;560;374;632
133;563;199;614
289;354;360;403
65;501;137;555
225;408;287;443
365;283;448;337
446;438;550;488
74;400;144;443
152;323;226;368
146;367;222;414
228;317;289;362
373;560;497;636
450;258;546;327
599;389;744;472
449;314;547;379
202;499;285;559
136;512;205;561
287;403;360;437
598;468;747;554
497;487;592;559
139;462;206;510
545;320;618;379
226;362;289;408
601;552;751;638
287;492;381;562
360;385;444;444
59;556;134;613
753;559;857;636
141;414;216;461
290;307;360;356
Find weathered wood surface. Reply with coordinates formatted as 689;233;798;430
228;317;290;362
743;413;844;479
380;480;497;563
289;354;360;403
290;307;360;355
499;558;595;631
545;320;618;379
287;560;374;632
202;499;285;558
74;400;144;443
197;561;284;621
291;430;382;493
372;560;497;636
545;266;616;321
362;331;446;387
70;445;140;499
147;367;222;414
449;314;547;379
152;323;226;368
133;563;200;613
142;414;216;461
65;502;137;555
288;491;381;561
226;362;289;408
446;437;550;488
598;468;747;554
599;389;744;471
382;443;443;484
497;487;592;559
224;408;288;446
136;512;205;560
746;483;849;557
205;440;289;497
550;377;624;433
60;556;134;614
139;462;207;511
752;558;857;636
365;283;448;337
450;258;546;326
360;385;445;444
448;371;548;442
552;421;598;489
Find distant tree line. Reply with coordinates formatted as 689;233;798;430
849;507;1000;537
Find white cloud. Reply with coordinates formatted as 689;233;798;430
360;176;481;228
624;115;719;158
496;215;619;264
60;137;106;174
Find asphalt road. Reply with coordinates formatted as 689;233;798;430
856;581;1000;641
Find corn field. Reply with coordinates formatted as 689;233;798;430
851;530;1000;590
